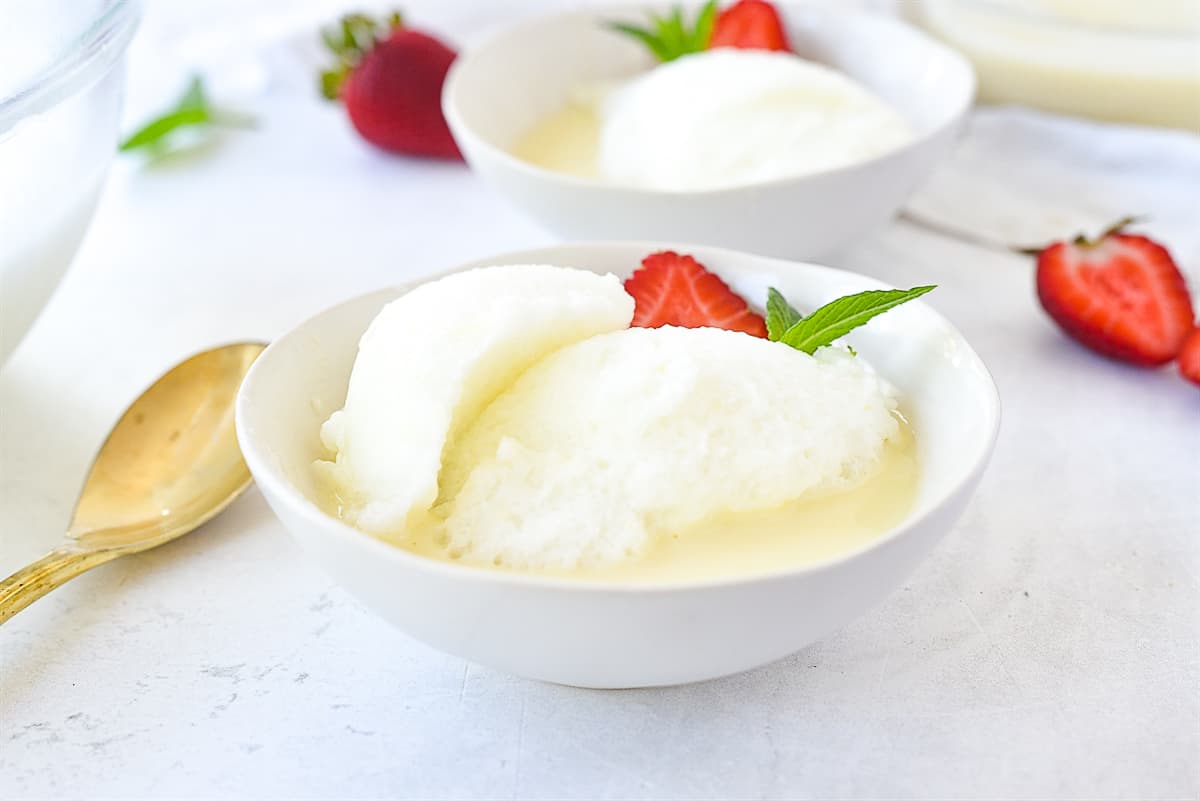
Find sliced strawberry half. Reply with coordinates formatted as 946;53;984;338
1034;221;1195;366
624;251;767;337
710;0;791;52
1178;326;1200;386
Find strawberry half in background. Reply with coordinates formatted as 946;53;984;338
320;11;461;159
1032;219;1196;371
710;0;791;51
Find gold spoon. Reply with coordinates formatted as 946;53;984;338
0;342;266;624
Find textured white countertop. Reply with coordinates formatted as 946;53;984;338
2;2;1198;799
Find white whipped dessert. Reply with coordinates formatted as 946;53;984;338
439;325;899;569
317;265;633;534
598;49;914;191
317;265;905;573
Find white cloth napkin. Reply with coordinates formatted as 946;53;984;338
907;105;1200;268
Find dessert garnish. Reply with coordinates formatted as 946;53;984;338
764;286;936;354
623;250;934;350
623;251;768;336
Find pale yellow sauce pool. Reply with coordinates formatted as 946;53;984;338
333;417;919;584
509;102;601;180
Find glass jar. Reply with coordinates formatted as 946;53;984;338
0;0;141;364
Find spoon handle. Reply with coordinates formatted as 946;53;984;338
0;548;122;624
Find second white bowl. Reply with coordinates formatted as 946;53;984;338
443;6;975;260
236;242;999;688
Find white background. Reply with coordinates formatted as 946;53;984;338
2;1;1198;799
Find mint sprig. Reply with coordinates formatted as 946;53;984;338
766;286;936;354
119;76;253;155
607;0;717;63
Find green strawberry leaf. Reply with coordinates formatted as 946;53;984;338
769;285;936;354
765;287;804;340
319;10;404;99
119;76;254;155
607;0;717;62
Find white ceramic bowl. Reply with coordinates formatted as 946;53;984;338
443;6;975;260
236;242;1000;688
0;0;140;365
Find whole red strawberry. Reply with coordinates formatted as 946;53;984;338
1034;219;1194;366
1178;327;1200;386
625;251;767;337
320;12;461;159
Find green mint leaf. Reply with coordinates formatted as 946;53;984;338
119;107;211;152
119;76;253;155
179;74;210;112
667;7;691;56
606;22;672;61
765;287;804;341
776;286;936;354
606;1;717;62
692;0;717;50
210;109;257;129
120;76;212;152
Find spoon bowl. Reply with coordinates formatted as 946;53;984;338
0;342;266;623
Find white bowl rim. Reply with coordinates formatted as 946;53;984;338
237;241;1001;594
442;4;977;198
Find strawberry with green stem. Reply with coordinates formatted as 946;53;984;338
319;11;461;159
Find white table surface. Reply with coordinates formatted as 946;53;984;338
2;2;1198;799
